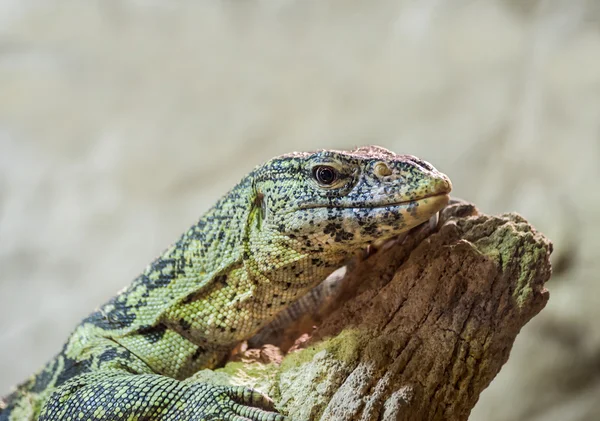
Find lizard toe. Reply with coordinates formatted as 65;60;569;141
230;402;286;421
224;386;276;411
222;386;285;421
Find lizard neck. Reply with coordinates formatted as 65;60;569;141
84;179;255;335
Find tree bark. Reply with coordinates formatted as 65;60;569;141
193;200;552;421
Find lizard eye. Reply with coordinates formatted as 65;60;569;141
313;165;338;186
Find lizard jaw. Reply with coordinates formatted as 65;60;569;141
291;192;450;212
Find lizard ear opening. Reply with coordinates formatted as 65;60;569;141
254;192;266;221
250;182;267;230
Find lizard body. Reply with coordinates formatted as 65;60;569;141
0;146;451;421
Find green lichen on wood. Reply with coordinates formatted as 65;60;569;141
280;328;364;373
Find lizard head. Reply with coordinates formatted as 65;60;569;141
250;145;452;259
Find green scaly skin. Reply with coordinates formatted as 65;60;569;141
0;146;452;421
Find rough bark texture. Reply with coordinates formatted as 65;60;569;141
184;201;552;420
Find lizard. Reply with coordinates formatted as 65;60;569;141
0;145;452;421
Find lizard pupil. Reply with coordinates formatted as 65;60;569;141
313;166;337;185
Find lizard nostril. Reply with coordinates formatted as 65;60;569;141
374;162;392;177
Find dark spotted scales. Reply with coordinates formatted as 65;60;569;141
0;146;451;421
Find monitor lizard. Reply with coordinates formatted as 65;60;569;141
0;145;452;421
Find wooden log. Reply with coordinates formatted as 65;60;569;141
192;201;552;421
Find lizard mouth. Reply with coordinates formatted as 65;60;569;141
294;192;450;212
339;192;450;210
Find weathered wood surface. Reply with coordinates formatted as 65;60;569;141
194;201;552;421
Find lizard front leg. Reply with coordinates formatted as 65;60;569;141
39;370;284;421
33;334;285;421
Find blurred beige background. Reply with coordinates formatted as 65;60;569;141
1;0;599;419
